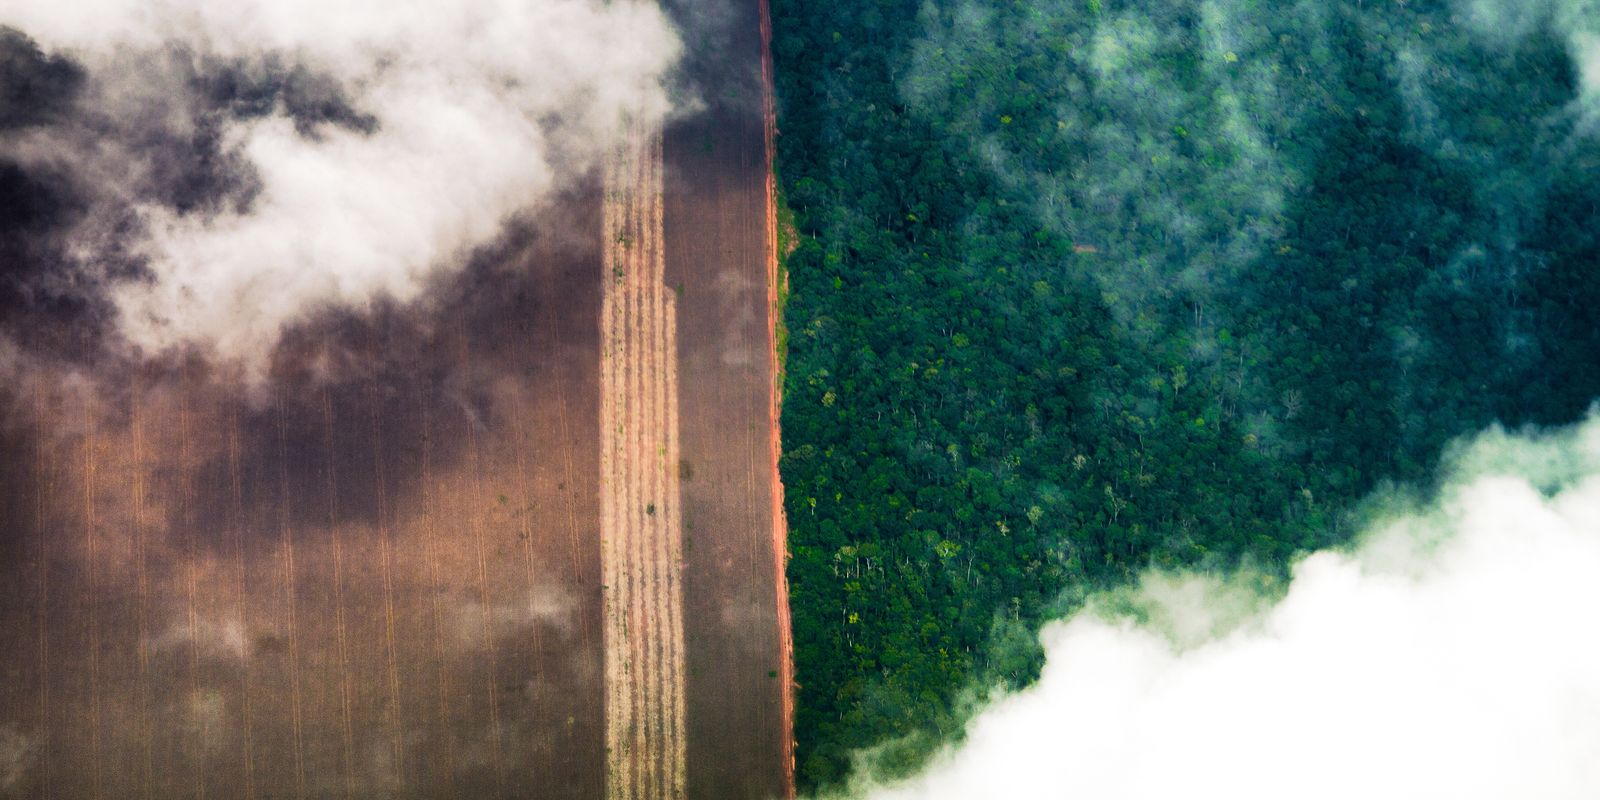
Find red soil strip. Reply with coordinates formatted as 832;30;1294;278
759;0;798;796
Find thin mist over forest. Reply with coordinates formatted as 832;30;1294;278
769;0;1600;791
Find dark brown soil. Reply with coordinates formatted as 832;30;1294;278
664;0;793;795
0;193;607;800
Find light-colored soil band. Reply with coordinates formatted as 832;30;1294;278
601;121;686;800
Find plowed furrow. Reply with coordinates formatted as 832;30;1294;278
416;384;459;791
601;121;685;800
229;412;258;800
274;391;308;800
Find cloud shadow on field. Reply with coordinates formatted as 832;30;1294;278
0;172;600;554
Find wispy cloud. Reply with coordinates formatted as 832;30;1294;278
0;726;31;794
0;0;682;375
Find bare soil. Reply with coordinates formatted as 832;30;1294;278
0;194;607;800
662;0;794;795
0;2;791;797
600;122;689;800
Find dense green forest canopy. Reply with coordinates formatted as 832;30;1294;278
769;0;1600;789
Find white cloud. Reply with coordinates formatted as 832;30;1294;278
0;0;681;374
1459;0;1600;123
837;418;1600;800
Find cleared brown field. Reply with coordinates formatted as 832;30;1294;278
0;207;609;799
662;0;794;796
0;3;788;799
